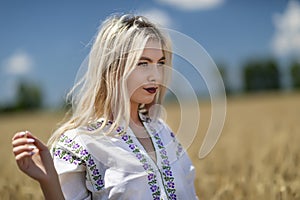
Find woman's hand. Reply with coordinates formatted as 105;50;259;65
12;131;65;200
12;131;54;182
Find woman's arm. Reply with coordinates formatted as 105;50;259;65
12;131;65;200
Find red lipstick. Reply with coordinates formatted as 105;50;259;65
144;87;158;94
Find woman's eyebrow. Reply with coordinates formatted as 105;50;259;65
159;56;166;61
139;56;165;62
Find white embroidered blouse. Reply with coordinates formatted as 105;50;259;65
51;115;198;200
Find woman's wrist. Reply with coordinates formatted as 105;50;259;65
38;172;64;200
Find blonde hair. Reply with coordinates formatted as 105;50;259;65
48;14;172;146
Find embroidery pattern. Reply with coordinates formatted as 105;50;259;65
121;133;161;200
170;132;183;159
53;116;178;198
147;125;177;200
86;119;114;132
86;118;166;198
53;134;105;190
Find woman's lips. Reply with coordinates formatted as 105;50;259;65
144;87;158;94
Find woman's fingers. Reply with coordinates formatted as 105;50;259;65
28;132;48;151
12;137;35;148
12;130;36;141
15;131;48;151
13;144;36;156
15;150;35;161
12;131;27;141
12;131;38;161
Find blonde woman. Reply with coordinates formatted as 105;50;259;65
12;14;198;200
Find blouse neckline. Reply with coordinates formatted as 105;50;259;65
126;116;160;167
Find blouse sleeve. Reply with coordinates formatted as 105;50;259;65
52;145;91;200
180;151;198;197
51;130;94;200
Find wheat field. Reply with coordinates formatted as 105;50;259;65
1;92;299;199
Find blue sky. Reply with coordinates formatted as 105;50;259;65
0;0;299;107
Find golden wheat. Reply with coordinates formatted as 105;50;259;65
1;92;299;199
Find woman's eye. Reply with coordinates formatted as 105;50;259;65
157;61;165;66
137;62;148;67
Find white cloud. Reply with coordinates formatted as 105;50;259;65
2;50;34;75
271;1;300;57
156;0;224;11
138;9;172;28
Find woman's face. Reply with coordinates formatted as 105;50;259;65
127;40;165;106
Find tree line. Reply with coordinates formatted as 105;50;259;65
243;59;300;92
0;81;43;113
0;59;299;112
220;59;300;94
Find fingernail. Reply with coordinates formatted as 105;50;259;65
30;151;35;156
19;132;26;137
28;145;37;149
27;138;35;143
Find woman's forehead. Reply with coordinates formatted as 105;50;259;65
138;40;163;58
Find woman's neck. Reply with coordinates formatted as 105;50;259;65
130;103;142;126
130;102;149;139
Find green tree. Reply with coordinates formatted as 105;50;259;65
290;61;300;89
216;62;231;95
243;59;280;92
15;81;43;111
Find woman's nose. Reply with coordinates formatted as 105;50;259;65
148;64;161;82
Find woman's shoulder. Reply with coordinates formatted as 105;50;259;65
60;119;112;138
51;124;107;163
54;125;101;149
52;128;87;154
54;119;122;149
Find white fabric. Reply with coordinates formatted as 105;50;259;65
51;116;198;200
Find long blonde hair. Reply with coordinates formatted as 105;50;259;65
48;14;172;146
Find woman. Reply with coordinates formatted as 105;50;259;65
12;14;198;200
